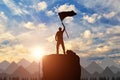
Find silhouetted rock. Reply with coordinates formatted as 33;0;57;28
66;50;76;55
42;51;81;80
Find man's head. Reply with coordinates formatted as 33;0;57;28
59;27;62;31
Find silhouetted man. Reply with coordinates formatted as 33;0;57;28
55;22;65;54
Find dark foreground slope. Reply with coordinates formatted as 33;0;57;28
42;51;81;80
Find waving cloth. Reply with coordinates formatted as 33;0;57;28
58;10;76;38
58;10;77;21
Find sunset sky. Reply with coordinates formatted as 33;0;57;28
0;0;120;63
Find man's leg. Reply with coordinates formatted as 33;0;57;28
56;42;59;54
61;41;65;54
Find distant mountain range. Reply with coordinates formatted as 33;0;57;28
81;58;120;79
82;62;120;80
11;66;30;78
99;57;120;69
85;61;103;74
5;61;18;74
81;57;120;68
0;59;39;74
0;60;10;70
26;61;39;74
0;58;120;79
17;58;31;68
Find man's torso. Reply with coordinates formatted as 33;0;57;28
57;31;64;42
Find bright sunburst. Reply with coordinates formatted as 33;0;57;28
30;46;44;60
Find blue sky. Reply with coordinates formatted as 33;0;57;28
0;0;120;63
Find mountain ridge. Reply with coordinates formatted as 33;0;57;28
5;61;18;74
85;61;103;74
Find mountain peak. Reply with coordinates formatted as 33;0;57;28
1;60;9;63
11;61;16;64
0;60;10;70
85;61;103;74
92;72;100;78
101;67;114;77
15;66;26;72
12;66;30;77
90;61;98;65
17;58;30;68
100;57;119;69
109;65;120;73
5;61;18;74
81;66;91;78
26;61;39;74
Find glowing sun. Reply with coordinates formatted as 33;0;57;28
31;47;44;60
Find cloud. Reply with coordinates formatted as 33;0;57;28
17;31;46;48
112;0;120;12
83;30;92;39
0;43;29;62
65;30;93;52
95;46;110;53
0;24;5;33
37;23;47;30
77;0;115;9
78;0;108;8
105;26;120;50
106;26;120;34
56;4;76;12
64;17;74;23
13;44;29;54
0;12;7;20
0;12;8;24
64;24;119;59
0;44;28;54
0;32;16;43
22;22;47;30
83;14;101;23
105;31;120;49
0;24;30;57
103;11;116;19
46;35;55;42
46;10;55;16
77;0;120;13
80;26;120;58
0;20;16;46
3;0;28;15
37;1;47;11
117;60;120;64
23;22;35;30
77;45;111;58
